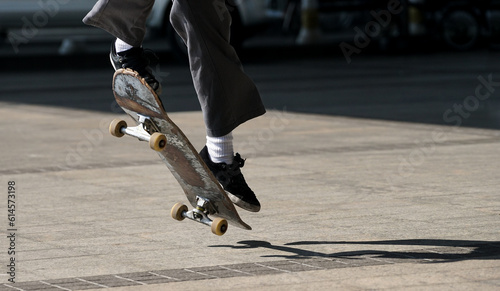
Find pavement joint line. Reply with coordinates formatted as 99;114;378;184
2;284;23;291
218;265;255;276
289;260;324;269
364;256;394;265
254;262;293;273
329;258;349;265
40;280;72;291
147;271;180;281
113;275;147;286
0;160;159;176
183;268;217;278
75;278;109;288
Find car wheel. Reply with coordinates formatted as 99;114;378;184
441;10;479;51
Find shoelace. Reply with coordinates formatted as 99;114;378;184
233;153;245;168
215;153;246;187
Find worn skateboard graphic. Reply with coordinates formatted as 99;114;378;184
109;68;251;235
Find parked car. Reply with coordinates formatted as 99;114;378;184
408;0;499;50
278;0;499;51
0;0;275;55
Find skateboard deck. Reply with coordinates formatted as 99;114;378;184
109;69;251;235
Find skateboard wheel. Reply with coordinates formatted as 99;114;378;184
171;203;188;221
211;218;228;236
109;119;127;137
150;132;167;151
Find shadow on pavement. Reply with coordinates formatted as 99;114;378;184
211;240;500;262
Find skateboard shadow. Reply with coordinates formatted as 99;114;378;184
211;239;500;263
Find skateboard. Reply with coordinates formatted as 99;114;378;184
109;68;251;236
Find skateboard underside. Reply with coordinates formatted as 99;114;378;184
110;69;251;235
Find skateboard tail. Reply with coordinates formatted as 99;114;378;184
156;151;252;231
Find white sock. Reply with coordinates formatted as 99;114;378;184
206;133;234;165
115;38;134;53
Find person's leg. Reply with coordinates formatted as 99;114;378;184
83;0;154;46
114;38;134;53
206;133;234;165
170;0;265;211
83;0;160;94
199;145;261;212
169;0;266;137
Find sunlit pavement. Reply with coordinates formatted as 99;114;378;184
1;47;499;290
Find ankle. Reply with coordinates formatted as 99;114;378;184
115;38;134;54
206;133;234;164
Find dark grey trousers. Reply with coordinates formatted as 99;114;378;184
83;0;265;137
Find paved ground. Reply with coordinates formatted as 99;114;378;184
0;48;499;290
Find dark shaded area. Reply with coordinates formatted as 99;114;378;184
1;41;499;131
2;37;480;72
211;239;500;262
3;42;357;71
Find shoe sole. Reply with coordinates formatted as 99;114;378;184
110;52;121;71
226;191;261;213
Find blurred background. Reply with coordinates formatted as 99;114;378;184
1;0;499;129
1;0;499;56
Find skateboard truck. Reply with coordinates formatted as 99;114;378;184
110;116;231;236
109;116;167;152
137;114;160;135
171;197;229;236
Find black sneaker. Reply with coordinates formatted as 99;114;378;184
110;41;161;95
199;146;261;212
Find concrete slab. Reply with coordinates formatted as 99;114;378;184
0;101;499;289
